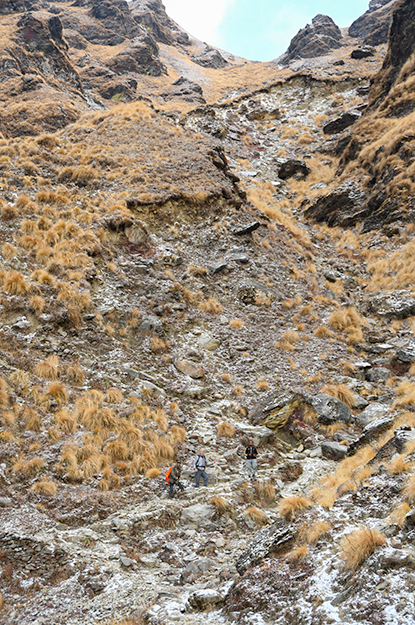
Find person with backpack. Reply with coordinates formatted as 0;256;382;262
166;460;184;499
245;439;258;479
193;448;215;487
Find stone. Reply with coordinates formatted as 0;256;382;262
348;416;394;455
323;112;360;135
181;504;214;528
246;107;280;121
351;47;375;59
379;549;415;570
394;425;415;453
191;46;228;69
175;360;205;379
304;181;367;228
366;291;415;319
188;589;224;611
234;221;261;236
312;394;351;425
130;0;190;46
0;497;12;507
278;159;311;180
237;424;275;446
180;557;216;583
120;556;133;567
355;402;389;428
161;76;205;104
321;441;348;460
236;519;296;575
365;367;390;383
405;508;415;528
249;388;304;429
209;261;228;275
395;343;415;363
198;336;221;351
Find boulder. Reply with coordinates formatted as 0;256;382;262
321;441;348;460
249;389;304;429
246;107;280;121
278;159;311;180
161;76;205;104
181;504;214;528
365;367;390;383
180;557;216;583
130;0;190;46
188;588;225;610
349;0;395;45
191;46;228;69
234;222;261;236
351;47;375;59
348;416;394;456
236;519;296;575
379;548;415;570
107;36;166;76
237;424;275;446
237;280;275;306
312;394;351;425
175;360;205;379
355;402;389;428
365;291;415;319
395;343;415;363
323;112;360;135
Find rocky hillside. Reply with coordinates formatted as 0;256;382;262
2;1;415;625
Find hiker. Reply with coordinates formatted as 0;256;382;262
193;448;215;487
167;460;184;499
245;439;258;479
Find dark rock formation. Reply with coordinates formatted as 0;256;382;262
130;0;190;45
351;46;375;59
321;441;348;460
191;46;228;69
283;14;342;63
161;76;205;104
107;36;166;76
348;416;395;455
278;159;311;179
349;0;396;46
365;290;415;318
304;182;368;227
236;520;296;575
323;112;360;135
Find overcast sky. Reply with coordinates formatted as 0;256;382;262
162;0;371;61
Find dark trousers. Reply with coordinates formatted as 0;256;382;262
195;469;208;487
169;480;184;498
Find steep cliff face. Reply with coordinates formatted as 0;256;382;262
282;14;343;63
348;0;396;46
130;0;190;46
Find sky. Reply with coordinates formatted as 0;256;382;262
162;0;371;61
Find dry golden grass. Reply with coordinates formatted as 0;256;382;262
150;336;169;353
229;318;244;328
104;440;129;461
56;410;77;434
328;307;368;343
67;364;86;385
30;481;58;496
35;355;59;380
388;454;412;475
278;496;311;520
256;378;270;391
168;425;187;443
282;330;300;344
320;384;356;408
145;468;160;478
13;457;45;475
106;388;123;403
3;270;29;295
389;502;411;525
285;545;308;562
210;496;230;514
48;381;69;403
199;298;223;314
217;422;235;437
152;408;168;431
2;243;17;259
314;325;332;338
23;408;42;431
29;295;46;316
402;474;415;504
244;506;268;526
340;527;386;570
300;521;331;545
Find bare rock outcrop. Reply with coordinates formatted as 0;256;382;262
130;0;190;45
282;14;343;63
349;0;397;46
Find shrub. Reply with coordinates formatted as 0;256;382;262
217;422;235;437
278;496;312;520
329;307;368;343
285;545;308;562
150;337;169;353
48;381;69;403
35;355;59;380
282;330;300;345
106;388;123;403
104;440;129;461
340;527;386;570
2;243;17;260
56;410;77;434
29;295;46;316
152;409;168;432
3;270;29;295
210;496;229;514
300;521;330;545
256;378;270;391
67;364;85;385
199;298;223;314
145;468;160;478
402;474;415;504
168;425;187;443
30;481;58;496
23;408;42;431
244;506;268;527
229;318;244;328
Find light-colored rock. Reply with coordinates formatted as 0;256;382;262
181;503;214;528
354;402;389;428
188;588;224;610
175;359;205;379
249;388;304;429
237;424;275;446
